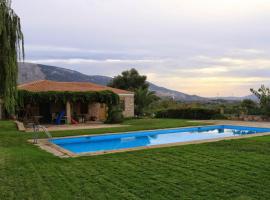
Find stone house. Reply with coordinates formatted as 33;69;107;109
17;80;134;123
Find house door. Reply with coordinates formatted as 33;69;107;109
39;103;51;123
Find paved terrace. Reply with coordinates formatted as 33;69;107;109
25;123;128;132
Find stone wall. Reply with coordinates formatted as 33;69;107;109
120;94;134;117
88;103;100;120
89;103;107;121
88;96;134;121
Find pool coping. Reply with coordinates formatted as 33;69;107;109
30;124;270;158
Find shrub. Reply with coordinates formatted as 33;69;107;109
211;114;228;120
155;108;219;120
106;106;124;124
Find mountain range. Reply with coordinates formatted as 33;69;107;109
18;62;256;102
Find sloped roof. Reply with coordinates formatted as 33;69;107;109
18;80;133;95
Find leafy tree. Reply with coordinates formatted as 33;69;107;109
108;68;149;91
106;105;123;124
148;98;183;113
251;85;270;116
134;87;159;115
240;99;258;115
109;68;160;116
0;0;24;115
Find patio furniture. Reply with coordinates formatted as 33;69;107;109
90;116;97;121
77;114;86;123
51;113;57;124
82;114;90;122
56;111;66;125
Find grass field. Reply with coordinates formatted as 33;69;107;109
1;119;270;199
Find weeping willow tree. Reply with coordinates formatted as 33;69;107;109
0;0;24;116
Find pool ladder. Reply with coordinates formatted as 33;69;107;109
33;124;52;144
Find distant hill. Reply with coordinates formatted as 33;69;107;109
209;94;258;102
18;62;111;86
148;83;207;101
18;62;255;102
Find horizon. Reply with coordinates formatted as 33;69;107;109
12;0;270;97
19;61;255;99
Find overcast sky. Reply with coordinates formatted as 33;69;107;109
12;0;270;97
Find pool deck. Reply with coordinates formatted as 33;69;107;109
32;120;270;158
25;123;128;132
196;120;270;128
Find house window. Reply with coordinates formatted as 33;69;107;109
120;100;125;111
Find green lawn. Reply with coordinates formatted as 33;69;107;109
1;119;270;199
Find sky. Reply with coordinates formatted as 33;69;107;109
12;0;270;97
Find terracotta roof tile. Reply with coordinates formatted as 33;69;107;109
18;80;133;95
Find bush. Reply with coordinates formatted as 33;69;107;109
155;108;219;120
106;106;124;124
246;108;264;115
211;114;228;120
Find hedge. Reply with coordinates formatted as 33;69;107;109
155;108;219;120
17;90;119;107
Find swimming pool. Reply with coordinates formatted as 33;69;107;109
51;125;270;155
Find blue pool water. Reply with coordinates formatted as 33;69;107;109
51;125;270;154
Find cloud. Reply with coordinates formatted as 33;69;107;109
12;0;270;96
26;58;165;65
230;48;265;55
25;45;152;55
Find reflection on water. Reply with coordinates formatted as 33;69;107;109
232;130;256;135
197;128;256;135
